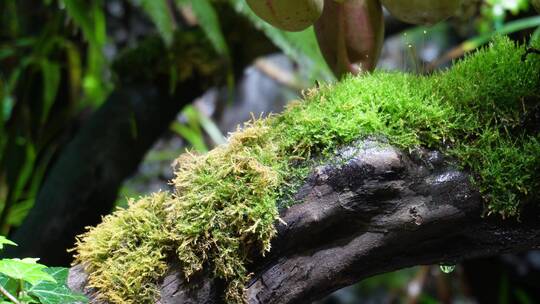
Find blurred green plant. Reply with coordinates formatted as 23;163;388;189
170;105;226;153
480;0;531;32
0;0;106;235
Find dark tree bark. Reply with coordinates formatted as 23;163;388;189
67;139;540;303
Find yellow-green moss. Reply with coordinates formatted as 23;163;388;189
74;193;171;303
74;37;540;303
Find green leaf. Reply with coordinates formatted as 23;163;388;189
62;0;110;106
60;40;82;104
8;143;36;211
170;113;208;153
0;259;55;285
27;268;88;304
19;293;40;303
197;109;226;145
40;60;61;124
1;94;14;123
137;0;175;46
0;236;17;250
42;267;68;283
28;282;88;304
178;0;229;56
62;0;106;47
0;47;15;60
7;199;34;227
0;273;19;297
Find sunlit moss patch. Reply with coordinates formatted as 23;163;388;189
74;37;540;303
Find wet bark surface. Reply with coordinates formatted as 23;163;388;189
68;139;540;303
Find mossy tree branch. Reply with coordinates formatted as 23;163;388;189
64;38;540;303
67;139;540;304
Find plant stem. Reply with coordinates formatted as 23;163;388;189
0;283;20;304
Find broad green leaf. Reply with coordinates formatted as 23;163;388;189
18;258;40;264
27;268;88;304
0;273;19;297
43;267;68;283
19;293;40;303
0;236;16;249
28;282;88;304
136;0;175;46
0;259;55;285
228;0;333;82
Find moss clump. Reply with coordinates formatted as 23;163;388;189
74;193;171;303
74;37;540;303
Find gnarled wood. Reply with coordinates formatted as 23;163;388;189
68;139;540;303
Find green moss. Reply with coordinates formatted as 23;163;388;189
74;37;540;303
74;193;171;303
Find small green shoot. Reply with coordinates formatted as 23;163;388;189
0;238;88;304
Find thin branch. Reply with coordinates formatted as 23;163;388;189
0;283;20;304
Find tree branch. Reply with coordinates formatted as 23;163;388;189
67;139;540;303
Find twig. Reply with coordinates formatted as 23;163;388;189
0;284;21;304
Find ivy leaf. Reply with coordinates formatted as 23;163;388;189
27;267;89;304
19;293;40;303
42;267;68;282
27;281;89;304
0;259;56;285
0;236;17;250
0;273;19;296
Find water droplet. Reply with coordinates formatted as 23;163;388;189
439;264;456;273
423;30;427;35
408;44;413;48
